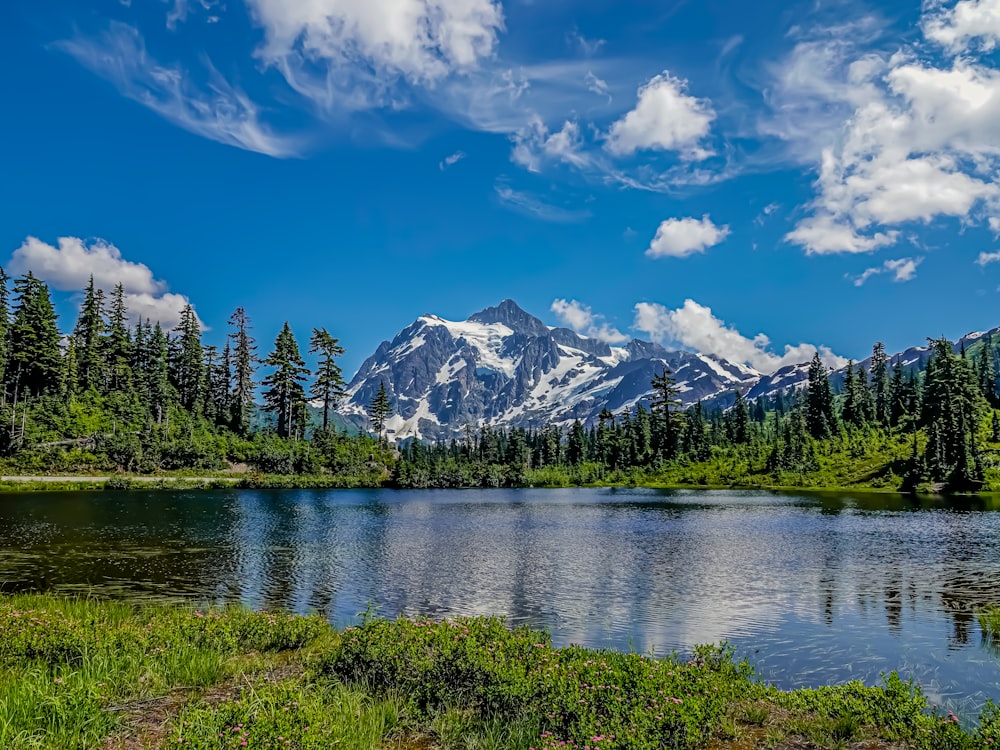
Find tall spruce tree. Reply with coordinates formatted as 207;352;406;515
228;307;257;436
73;276;105;393
368;380;393;443
871;342;890;426
7;273;62;398
805;352;836;438
104;283;133;393
170;305;203;412
262;322;309;439
309;328;346;432
651;366;682;460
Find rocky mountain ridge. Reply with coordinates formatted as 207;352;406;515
339;299;998;442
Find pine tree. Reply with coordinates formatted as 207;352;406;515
871;342;890;426
993;411;1000;443
73;276;105;393
841;361;859;427
7;273;62;398
309;328;346;432
228;307;257;436
147;323;172;425
567;420;586;465
104;283;133;394
805;352;836;439
171;305;203;412
262;322;310;439
731;391;751;444
978;338;997;405
651;366;681;460
0;268;10;392
368;380;393;443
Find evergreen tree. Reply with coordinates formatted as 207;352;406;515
73;276;105;393
7;273;62;398
921;337;984;490
871;341;890;426
262;322;310;440
731;391;751;444
993;411;1000;444
888;360;908;427
805;352;836;439
104;283;133;393
368;380;393;443
841;361;859;427
978;337;997;405
567;420;586;465
650;366;681;460
170;305;203;412
309;328;346;432
147;323;172;425
0;268;11;393
228;307;257;435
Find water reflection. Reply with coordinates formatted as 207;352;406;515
1;487;999;718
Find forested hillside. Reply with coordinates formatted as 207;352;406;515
0;270;392;483
0;268;997;494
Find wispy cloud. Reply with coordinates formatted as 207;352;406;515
494;182;589;222
439;150;466;170
57;22;302;158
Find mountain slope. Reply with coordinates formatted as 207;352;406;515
340;299;1000;442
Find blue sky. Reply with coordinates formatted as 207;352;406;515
2;0;1000;377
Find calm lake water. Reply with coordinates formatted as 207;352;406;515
1;487;999;719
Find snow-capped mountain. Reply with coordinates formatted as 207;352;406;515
340;299;1000;442
341;300;758;441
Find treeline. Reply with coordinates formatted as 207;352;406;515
395;339;1000;493
0;270;393;479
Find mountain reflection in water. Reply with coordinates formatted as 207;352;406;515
1;487;999;719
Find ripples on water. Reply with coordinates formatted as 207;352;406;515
1;487;999;718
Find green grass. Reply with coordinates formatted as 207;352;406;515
2;595;1000;749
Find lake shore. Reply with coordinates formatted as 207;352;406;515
0;593;996;750
0;472;996;500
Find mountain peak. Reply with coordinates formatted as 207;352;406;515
467;299;549;337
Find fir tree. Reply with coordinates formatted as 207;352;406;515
805;352;836;439
8;273;62;398
228;307;257;435
262;322;310;439
871;341;890;426
171;305;203;412
309;328;346;432
731;391;751;444
978;337;997;405
368;380;393;443
104;283;133;393
73;276;105;393
650;366;681;460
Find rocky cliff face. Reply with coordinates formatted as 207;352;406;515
340;300;1000;441
341;300;758;441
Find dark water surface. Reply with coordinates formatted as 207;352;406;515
1;487;999;718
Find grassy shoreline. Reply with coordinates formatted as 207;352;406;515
1;472;998;499
0;594;998;750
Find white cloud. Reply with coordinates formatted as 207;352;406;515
605;71;714;158
584;71;611;100
439;150;466;170
633;299;847;374
768;19;1000;255
977;250;1000;265
851;256;924;285
510;118;591;172
245;0;504;109
924;0;1000;52
8;237;198;329
550;299;628;344
59;23;300;158
566;29;605;57
646;216;730;259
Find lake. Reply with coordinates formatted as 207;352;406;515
1;487;999;720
